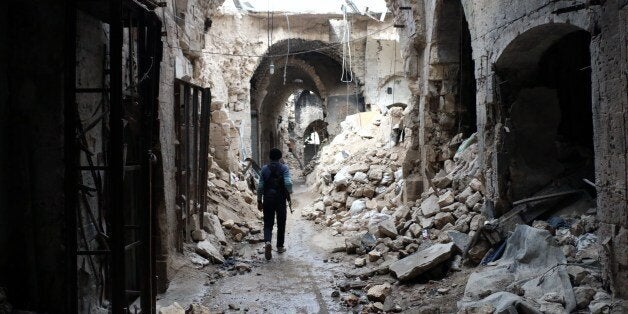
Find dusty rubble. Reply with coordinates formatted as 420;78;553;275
301;112;613;313
182;149;263;271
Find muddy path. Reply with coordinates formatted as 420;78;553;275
157;184;350;313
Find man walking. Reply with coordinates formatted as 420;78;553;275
257;148;293;260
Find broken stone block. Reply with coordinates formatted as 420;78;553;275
377;218;398;239
348;163;370;175
203;213;227;244
432;174;453;189
235;262;252;272
332;190;348;204
470;214;486;231
389;242;455;281
456;187;474;203
368;250;382;262
446;230;470;252
196;240;225;264
469;178;483;192
367;283;391;302
159;302;185;314
465;191;483;208
222;219;235;229
452;205;469;219
433;212;455;229
191;229;207;242
573;286;596;309
468;240;490;263
419;216;434;229
409;223;422;238
392;206;410;221
420;195;440;217
567;265;590;286
589;292;611;314
438;190;455;207
367;166;384;181
355;257;367;267
353;171;368;183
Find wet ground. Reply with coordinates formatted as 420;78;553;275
157;184;350;313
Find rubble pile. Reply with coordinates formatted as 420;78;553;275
459;224;610;313
185;152;263;268
303;111;408;234
305;126;488;269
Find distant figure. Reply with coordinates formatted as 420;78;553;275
257;148;293;260
388;105;405;146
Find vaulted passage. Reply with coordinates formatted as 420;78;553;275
250;39;363;165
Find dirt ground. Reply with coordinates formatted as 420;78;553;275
156;184;473;313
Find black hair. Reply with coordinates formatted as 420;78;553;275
269;148;282;161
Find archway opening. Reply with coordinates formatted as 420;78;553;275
426;0;477;169
302;119;329;165
496;25;593;207
250;39;363;165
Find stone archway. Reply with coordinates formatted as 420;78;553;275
424;0;477;170
493;24;593;211
302;119;329;164
250;39;363;164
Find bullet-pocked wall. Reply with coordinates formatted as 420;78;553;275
387;0;628;298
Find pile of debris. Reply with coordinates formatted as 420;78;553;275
305;127;489;267
185;153;263;268
303;111;408;233
459;224;610;313
305;115;614;312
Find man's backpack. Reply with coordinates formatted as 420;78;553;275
264;163;286;197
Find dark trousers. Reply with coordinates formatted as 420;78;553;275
263;196;287;248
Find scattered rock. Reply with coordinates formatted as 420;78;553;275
421;195;440;217
195;240;225;263
159;302;185;314
191;229;207;242
573;286;596;309
235;262;251;272
389;242;455;281
377;218;398;239
465;192;483;208
187;304;211;314
367;283;392;302
368;250;382;262
433;212;455;229
438;190;455;207
355;257;367;268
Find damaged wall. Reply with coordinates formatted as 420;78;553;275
387;0;628;299
200;2;398;163
154;0;226;291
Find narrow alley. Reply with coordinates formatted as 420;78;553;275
0;0;627;313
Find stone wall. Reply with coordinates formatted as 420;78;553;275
387;0;628;299
154;0;226;290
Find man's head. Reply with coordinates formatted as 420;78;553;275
269;148;282;161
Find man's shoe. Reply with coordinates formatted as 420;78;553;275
265;242;272;260
277;246;286;254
